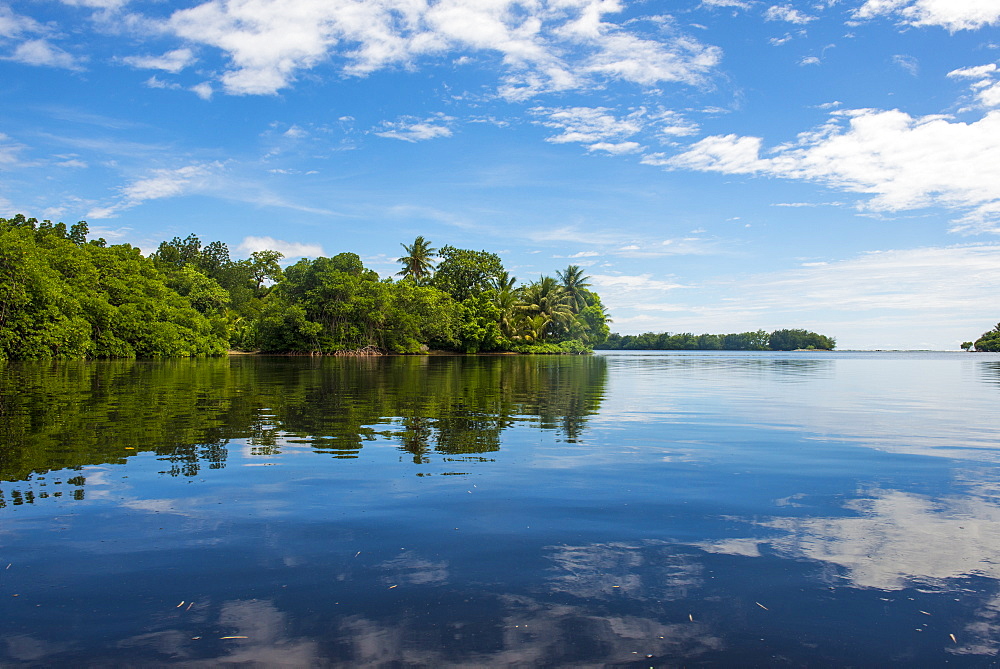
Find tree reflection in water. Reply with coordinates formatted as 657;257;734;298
0;355;607;494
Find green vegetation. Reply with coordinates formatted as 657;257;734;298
0;216;609;359
970;324;1000;352
596;328;836;351
0;215;228;361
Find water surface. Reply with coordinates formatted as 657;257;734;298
2;351;1000;666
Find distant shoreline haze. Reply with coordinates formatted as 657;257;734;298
596;329;835;351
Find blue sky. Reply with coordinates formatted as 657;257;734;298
2;0;1000;349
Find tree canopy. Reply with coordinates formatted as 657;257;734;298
0;220;611;359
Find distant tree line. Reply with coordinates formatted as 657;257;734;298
595;328;836;351
964;323;1000;352
0;216;610;360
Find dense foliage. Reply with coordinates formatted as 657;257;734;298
0;215;228;360
972;324;1000;352
597;328;836;351
0;217;610;359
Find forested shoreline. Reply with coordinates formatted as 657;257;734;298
964;324;1000;352
0;216;610;360
596;328;836;351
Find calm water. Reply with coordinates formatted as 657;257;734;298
2;351;1000;667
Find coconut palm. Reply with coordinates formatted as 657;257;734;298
396;236;436;283
518;276;573;341
556;264;592;313
492;271;520;338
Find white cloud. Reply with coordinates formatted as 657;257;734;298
164;0;721;96
533;106;644;143
947;63;997;79
591;273;685;292
855;0;1000;31
764;4;817;23
0;133;27;167
9;39;82;70
798;55;821;65
122;48;196;73
144;75;181;90
891;53;918;75
587;141;642;154
374;114;455;142
531;106;696;153
664;107;1000;232
191;82;213;99
87;162;223;218
946;62;1000;109
0;6;45;38
237;236;324;259
701;0;752;8
59;0;129;8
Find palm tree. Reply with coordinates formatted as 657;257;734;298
396;236;436;283
518;276;573;341
492;271;520;338
557;264;592;313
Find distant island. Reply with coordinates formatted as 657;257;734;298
962;324;1000;352
596;329;836;351
0;215;610;360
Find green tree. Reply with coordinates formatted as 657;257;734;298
557;264;592;313
397;236;436;284
518;276;573;342
432;246;505;301
246;250;284;295
973;324;1000;352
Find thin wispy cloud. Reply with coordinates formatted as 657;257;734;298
530;106;697;153
374;115;455;142
122;48;196;73
87;162;223;218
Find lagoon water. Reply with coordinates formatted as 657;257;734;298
2;350;1000;666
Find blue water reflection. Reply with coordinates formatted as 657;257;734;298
2;351;1000;665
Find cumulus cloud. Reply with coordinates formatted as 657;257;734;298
764;4;816;23
122;48;196;73
86;162;223;218
854;0;1000;31
374;114;455;142
664;107;1000;232
9;39;82;70
237;236;324;259
946;61;1000;109
163;0;721;96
